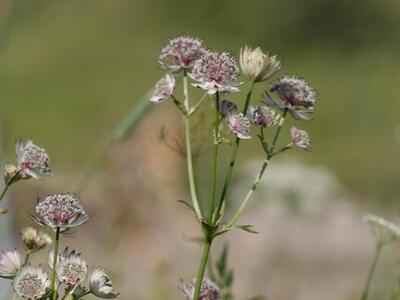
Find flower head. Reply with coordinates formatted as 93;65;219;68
89;268;119;299
227;113;251;139
266;75;316;121
56;251;88;286
0;249;25;279
290;126;311;151
158;35;203;72
150;74;176;103
247;106;279;128
190;50;240;94
13;266;50;299
16;140;52;179
180;278;221;300
21;227;52;252
33;193;89;231
218;100;238;117
363;214;400;243
240;45;281;82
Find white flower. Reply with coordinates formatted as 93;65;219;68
89;268;119;298
227;113;251;139
13;266;50;299
15;139;52;179
190;50;240;95
0;249;25;278
240;45;281;82
158;35;204;72
32;193;89;231
363;214;400;243
150;74;176;103
21;227;52;252
180;278;221;300
49;248;87;286
247;105;279;128
290;126;311;151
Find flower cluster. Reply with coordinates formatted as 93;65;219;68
32;193;89;231
363;214;400;243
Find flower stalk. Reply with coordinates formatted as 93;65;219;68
183;72;203;221
50;227;60;300
360;242;383;300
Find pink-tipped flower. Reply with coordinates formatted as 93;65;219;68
158;35;204;72
150;74;176;103
15;139;52;179
32;193;89;231
190;50;240;94
13;266;50;299
0;249;25;279
180;278;221;300
266;75;317;121
247;106;279;128
89;268;119;299
227;113;251;139
290;126;311;151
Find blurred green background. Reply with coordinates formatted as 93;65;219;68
1;1;400;299
1;0;400;203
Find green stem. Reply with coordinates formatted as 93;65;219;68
50;227;60;300
11;292;17;300
209;93;220;221
193;241;212;300
212;83;255;224
183;73;202;221
360;242;383;300
0;184;10;204
226;108;288;228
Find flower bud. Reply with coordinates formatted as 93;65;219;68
240;45;281;82
4;163;19;184
290;126;311;151
21;227;52;252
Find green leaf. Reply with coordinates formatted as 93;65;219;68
237;224;259;234
216;243;229;276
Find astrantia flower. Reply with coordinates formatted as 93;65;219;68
180;278;221;300
218;100;238;117
21;227;52;252
13;266;50;299
190;50;240;94
240;45;281;82
33;193;89;231
158;35;203;72
290;126;311;151
247;106;279;128
150;74;176;103
227;113;251;139
266;75;316;121
363;214;400;243
56;252;88;286
89;268;119;299
0;249;25;278
16;139;52;179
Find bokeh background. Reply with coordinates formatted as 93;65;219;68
1;0;400;299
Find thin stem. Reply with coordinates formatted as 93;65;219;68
226;108;288;228
50;227;60;300
11;292;17;300
193;241;212;300
0;184;10;204
212;83;255;224
360;242;383;300
183;72;202;221
209;93;220;221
